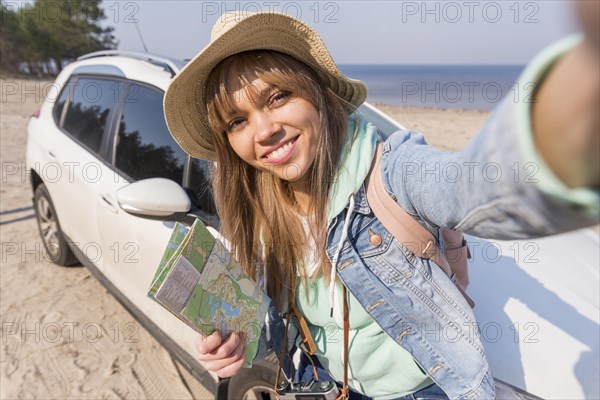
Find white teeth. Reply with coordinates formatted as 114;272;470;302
266;140;293;160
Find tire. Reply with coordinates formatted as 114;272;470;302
33;184;79;266
227;359;278;400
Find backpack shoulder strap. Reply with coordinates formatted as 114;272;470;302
365;143;452;276
365;142;475;308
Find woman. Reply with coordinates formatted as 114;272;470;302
164;8;599;400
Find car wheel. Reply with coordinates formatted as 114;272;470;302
227;361;278;400
33;184;78;266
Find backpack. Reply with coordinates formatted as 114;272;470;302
366;143;474;308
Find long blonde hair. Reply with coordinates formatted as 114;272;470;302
205;50;356;309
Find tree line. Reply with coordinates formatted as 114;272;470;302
0;0;117;77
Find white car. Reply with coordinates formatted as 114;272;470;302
26;50;599;399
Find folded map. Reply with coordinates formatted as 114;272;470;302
148;219;270;367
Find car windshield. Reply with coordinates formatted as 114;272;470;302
357;104;402;139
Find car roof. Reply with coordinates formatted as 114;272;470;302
59;51;182;91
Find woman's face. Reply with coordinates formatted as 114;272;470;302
221;73;321;192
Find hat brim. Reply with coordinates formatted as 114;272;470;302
164;12;367;161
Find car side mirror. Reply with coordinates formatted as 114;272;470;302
116;178;191;220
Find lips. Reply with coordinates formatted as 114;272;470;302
262;136;299;164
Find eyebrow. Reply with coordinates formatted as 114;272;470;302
250;82;278;101
222;82;280;118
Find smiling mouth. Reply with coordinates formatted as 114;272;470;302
263;137;299;163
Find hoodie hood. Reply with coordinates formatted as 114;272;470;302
328;114;381;222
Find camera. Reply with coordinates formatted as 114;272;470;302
276;380;340;399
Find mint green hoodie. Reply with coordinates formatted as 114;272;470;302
296;115;433;399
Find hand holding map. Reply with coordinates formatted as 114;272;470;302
148;219;270;368
195;330;247;378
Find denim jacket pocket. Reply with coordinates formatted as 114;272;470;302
351;214;477;327
352;216;417;285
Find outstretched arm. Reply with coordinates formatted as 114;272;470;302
532;1;599;190
382;3;599;239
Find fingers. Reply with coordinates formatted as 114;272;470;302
195;331;247;378
576;1;600;51
197;331;244;361
210;336;246;378
214;354;246;378
195;331;222;355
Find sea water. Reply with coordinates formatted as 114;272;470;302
340;65;525;111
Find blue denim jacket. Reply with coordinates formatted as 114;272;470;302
254;38;598;400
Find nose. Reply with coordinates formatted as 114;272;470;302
254;111;281;142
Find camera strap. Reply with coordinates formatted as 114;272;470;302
340;284;350;399
274;286;350;400
291;302;317;356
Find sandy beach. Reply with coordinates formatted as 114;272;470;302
0;79;488;399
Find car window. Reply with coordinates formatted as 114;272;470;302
52;81;70;126
62;77;117;154
188;158;217;215
114;84;187;183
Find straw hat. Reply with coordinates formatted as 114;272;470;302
163;11;368;161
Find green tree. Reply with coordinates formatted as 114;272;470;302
0;2;27;74
1;0;117;76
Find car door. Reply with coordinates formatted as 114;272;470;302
92;81;203;355
43;75;121;259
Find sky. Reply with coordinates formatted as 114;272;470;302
101;0;581;65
